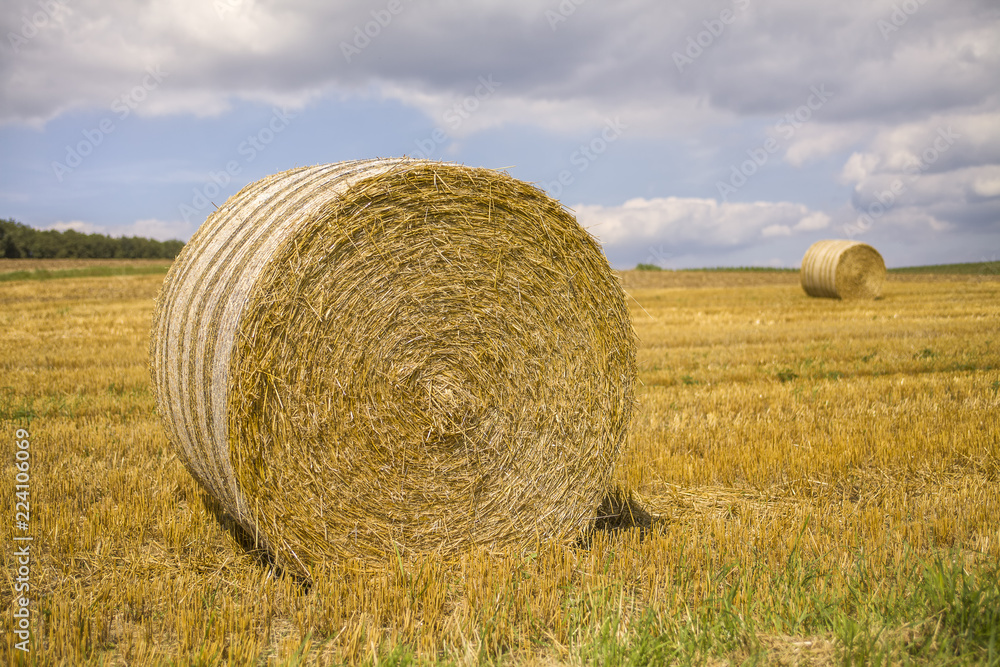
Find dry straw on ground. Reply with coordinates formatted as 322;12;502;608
149;158;636;578
800;239;886;299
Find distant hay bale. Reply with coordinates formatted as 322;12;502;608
800;240;886;299
150;158;636;577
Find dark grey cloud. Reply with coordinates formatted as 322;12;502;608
4;0;997;130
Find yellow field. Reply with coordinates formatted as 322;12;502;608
0;259;173;274
1;270;998;665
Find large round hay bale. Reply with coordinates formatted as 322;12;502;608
800;240;886;299
150;158;636;576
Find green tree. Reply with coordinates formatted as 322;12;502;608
0;218;185;259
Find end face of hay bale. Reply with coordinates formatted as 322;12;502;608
800;240;886;299
150;159;636;576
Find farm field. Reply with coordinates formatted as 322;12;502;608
1;266;999;665
0;258;173;283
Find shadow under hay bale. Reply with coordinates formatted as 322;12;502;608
199;492;286;573
150;158;637;578
578;488;657;547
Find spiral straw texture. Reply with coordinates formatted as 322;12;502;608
150;159;636;576
800;239;886;299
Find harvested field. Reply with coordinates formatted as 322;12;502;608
1;268;998;665
617;269;800;290
0;259;173;274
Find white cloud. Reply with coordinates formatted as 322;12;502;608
848;112;1000;176
573;197;828;250
794;212;830;231
840;111;1000;236
46;218;190;241
972;168;1000;198
784;125;862;167
126;218;193;241
378;83;611;138
761;224;792;237
47;220;101;234
840;152;880;183
378;82;735;140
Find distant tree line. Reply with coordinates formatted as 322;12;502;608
0;219;184;259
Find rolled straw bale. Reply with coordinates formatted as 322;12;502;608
800;239;886;299
150;158;636;576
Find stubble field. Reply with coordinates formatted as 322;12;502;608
1;263;998;665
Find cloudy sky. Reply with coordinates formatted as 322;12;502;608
2;0;998;268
